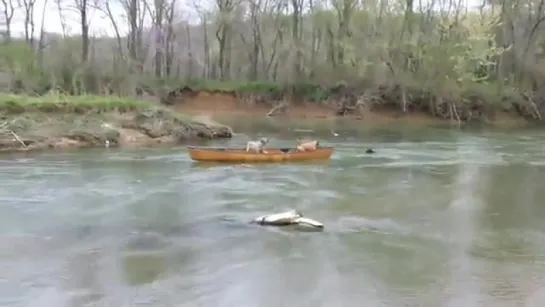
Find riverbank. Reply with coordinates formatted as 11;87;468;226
157;80;542;127
0;94;233;153
1;78;542;154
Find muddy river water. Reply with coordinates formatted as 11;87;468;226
1;123;545;307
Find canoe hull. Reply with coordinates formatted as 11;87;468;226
188;146;333;163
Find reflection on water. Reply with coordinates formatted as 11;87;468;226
1;128;545;306
121;253;168;286
445;139;486;307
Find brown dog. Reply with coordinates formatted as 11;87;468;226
296;139;319;152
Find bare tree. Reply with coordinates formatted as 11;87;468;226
333;0;357;66
36;0;50;67
164;0;176;76
1;0;17;42
21;0;37;46
55;0;69;37
215;0;239;79
98;0;124;53
75;0;91;62
290;0;304;79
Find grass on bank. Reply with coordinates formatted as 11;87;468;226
0;93;157;114
0;93;202;130
158;77;527;107
156;78;331;101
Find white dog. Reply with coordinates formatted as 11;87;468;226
246;137;269;154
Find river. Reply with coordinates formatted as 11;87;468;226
1;124;545;307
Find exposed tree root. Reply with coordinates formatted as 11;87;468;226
266;101;288;117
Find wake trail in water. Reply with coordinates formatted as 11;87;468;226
304;233;350;305
306;232;393;306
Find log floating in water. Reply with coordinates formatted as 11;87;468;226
252;210;303;226
251;210;324;231
292;217;324;229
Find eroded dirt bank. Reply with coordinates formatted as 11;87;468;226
0;109;233;153
158;84;541;127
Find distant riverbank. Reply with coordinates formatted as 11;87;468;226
2;81;543;155
154;81;539;128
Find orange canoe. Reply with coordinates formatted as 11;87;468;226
187;146;334;163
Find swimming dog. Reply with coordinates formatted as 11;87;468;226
246;137;269;154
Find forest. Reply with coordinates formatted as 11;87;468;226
2;0;545;122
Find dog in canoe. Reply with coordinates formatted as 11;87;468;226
296;139;319;152
246;137;269;154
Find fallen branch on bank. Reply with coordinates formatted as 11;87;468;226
10;130;27;148
522;93;542;120
266;101;288;117
450;102;461;123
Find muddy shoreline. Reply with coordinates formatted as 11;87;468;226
0;107;233;154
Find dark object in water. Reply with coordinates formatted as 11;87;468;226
365;148;375;154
